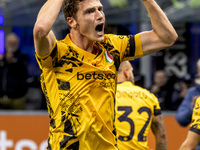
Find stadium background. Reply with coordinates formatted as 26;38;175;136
0;0;199;149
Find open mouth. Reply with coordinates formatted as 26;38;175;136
95;24;104;33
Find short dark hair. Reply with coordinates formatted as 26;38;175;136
62;0;84;20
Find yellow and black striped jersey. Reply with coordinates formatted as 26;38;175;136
115;81;161;150
190;97;200;135
35;34;143;150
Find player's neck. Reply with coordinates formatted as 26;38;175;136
70;32;96;54
117;76;125;83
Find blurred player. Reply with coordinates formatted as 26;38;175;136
115;61;167;150
179;96;200;150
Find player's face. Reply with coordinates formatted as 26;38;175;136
6;34;19;53
154;71;167;87
75;0;105;42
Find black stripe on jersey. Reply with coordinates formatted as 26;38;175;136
47;137;52;150
81;56;84;61
57;79;70;90
129;35;135;57
64;119;75;135
60;116;79;148
60;135;78;149
41;75;54;116
50;44;58;59
112;128;116;136
67;141;79;150
189;127;200;135
50;118;56;129
94;43;103;59
110;50;120;71
50;44;59;67
154;108;162;116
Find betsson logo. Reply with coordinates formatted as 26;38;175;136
0;130;47;150
77;72;116;80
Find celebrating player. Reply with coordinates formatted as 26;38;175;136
33;0;177;149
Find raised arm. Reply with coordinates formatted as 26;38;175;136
151;114;168;150
140;0;178;55
33;0;64;57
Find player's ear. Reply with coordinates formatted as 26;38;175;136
67;17;77;28
124;68;129;80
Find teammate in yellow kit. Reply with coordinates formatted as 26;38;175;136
33;0;177;149
179;96;200;150
115;61;167;150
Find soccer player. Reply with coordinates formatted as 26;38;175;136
115;61;167;150
179;96;200;150
33;0;177;149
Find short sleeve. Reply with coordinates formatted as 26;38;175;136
151;93;162;117
35;39;59;69
104;34;144;63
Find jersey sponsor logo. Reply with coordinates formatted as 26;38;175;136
77;72;116;80
100;80;115;88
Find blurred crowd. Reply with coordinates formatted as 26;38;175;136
149;59;200;112
0;33;46;110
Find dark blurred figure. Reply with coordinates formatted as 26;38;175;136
26;76;46;110
171;75;194;110
0;33;28;109
150;70;174;110
176;59;200;150
176;59;200;125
